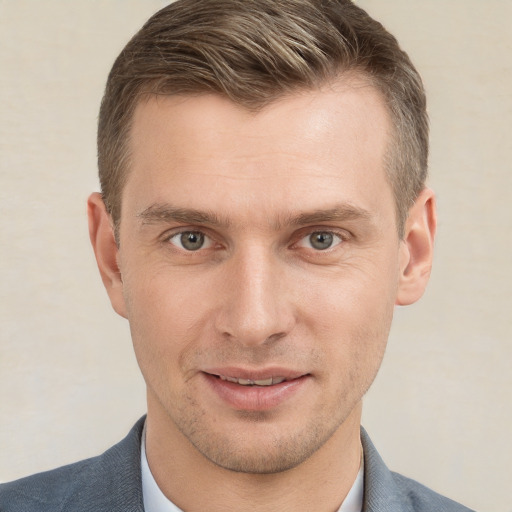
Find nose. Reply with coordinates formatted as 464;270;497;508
214;245;296;346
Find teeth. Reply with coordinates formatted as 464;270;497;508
219;375;286;386
253;378;273;386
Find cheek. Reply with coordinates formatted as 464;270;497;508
298;256;399;331
314;288;393;408
124;261;213;329
121;269;211;378
297;255;398;379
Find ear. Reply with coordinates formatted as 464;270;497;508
87;192;128;318
396;188;437;306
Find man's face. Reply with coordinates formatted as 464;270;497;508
112;79;405;473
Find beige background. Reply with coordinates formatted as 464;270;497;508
0;1;510;511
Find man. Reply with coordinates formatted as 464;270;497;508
0;1;475;511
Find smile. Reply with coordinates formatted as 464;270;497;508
218;375;287;386
204;371;310;411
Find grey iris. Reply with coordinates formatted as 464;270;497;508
181;232;205;251
309;232;333;250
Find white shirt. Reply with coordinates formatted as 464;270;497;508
141;428;364;512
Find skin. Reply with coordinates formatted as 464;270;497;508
88;77;436;511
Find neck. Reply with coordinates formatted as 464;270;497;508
145;399;363;512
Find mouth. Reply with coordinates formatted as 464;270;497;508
203;370;310;410
216;374;288;386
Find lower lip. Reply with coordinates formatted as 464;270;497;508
203;373;310;411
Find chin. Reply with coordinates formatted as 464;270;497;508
187;420;335;475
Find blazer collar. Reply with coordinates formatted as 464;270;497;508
361;427;413;512
61;416;146;512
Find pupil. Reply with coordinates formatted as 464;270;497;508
310;232;333;250
181;232;204;251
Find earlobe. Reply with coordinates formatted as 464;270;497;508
87;192;128;318
396;188;437;306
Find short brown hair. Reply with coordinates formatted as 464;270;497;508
98;0;428;238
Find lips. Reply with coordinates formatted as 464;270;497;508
203;369;310;410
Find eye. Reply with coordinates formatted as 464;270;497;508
168;231;212;251
298;231;343;251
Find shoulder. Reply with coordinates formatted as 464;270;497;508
360;427;476;512
389;471;476;512
0;456;99;512
0;417;145;512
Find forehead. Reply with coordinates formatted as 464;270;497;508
123;78;394;228
131;77;390;155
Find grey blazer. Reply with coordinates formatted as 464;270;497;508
0;417;475;511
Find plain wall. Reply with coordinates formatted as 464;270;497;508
0;2;510;511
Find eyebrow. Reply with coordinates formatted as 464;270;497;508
137;202;373;230
137;204;231;228
285;204;372;228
